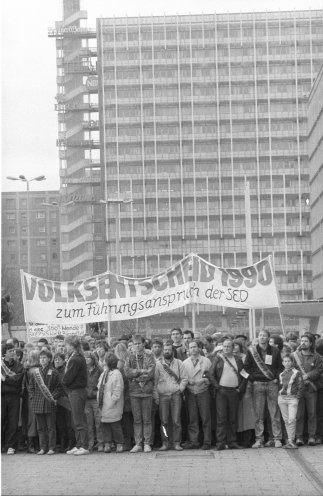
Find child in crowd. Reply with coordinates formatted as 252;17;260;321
278;354;304;449
29;349;63;455
97;353;124;453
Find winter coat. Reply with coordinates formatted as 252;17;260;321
29;365;63;414
1;359;24;396
63;352;87;390
97;369;124;423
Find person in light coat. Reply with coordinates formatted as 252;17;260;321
97;353;124;453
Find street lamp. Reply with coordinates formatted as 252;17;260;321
6;175;46;273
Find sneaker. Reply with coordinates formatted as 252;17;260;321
74;447;90;456
104;444;111;453
130;444;142;453
97;445;104;452
7;448;15;455
275;440;282;448
282;442;293;449
183;442;200;450
116;444;123;454
264;440;275;448
289;442;298;449
144;444;152;453
315;438;322;445
201;444;211;450
158;444;168;451
216;444;226;451
308;437;316;446
66;447;79;455
47;450;55;455
228;442;243;449
37;450;46;455
296;439;304;447
252;440;264;449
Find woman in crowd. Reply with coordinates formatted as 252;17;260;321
115;342;134;451
84;351;103;452
97;353;124;453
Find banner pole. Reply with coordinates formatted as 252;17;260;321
245;179;255;341
192;303;196;335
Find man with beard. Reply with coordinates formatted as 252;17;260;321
154;340;188;451
244;329;283;448
292;333;323;446
1;343;24;454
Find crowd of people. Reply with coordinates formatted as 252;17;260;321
1;327;323;456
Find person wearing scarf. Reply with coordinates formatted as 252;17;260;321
29;349;63;455
1;343;24;455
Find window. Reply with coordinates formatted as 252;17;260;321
8;226;15;234
36;212;45;219
52;238;57;246
40;254;47;261
10;254;16;262
7;240;16;248
52;253;58;260
51;226;57;233
37;240;46;247
39;227;46;233
7;213;15;220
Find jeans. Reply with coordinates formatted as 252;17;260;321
186;389;211;446
278;395;298;442
68;389;89;449
1;395;20;449
216;387;239;445
296;389;317;439
130;396;152;445
159;392;182;444
35;412;56;451
85;398;103;449
253;381;282;441
102;421;124;445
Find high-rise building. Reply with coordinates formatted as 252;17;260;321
308;64;323;300
49;3;323;331
1;191;61;325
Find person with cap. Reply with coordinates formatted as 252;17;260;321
292;333;323;446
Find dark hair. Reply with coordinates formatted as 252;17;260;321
15;349;23;362
188;340;200;348
105;352;118;370
183;330;194;339
301;333;315;352
282;353;295;365
39;349;52;361
38;338;48;345
233;340;245;354
53;352;65;362
316;338;323;357
270;334;284;351
65;335;82;352
5;295;11;302
171;327;183;335
96;340;109;352
203;335;214;345
133;334;145;344
82;342;90;351
152;339;163;347
286;331;298;342
236;334;248;341
54;334;65;341
19;341;25;349
2;343;14;356
163;339;174;348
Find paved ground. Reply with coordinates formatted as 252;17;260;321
2;445;323;496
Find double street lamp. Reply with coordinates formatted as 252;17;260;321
6;175;46;273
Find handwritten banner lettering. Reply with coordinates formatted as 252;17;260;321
27;323;86;339
21;254;280;325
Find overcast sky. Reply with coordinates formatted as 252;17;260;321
1;0;323;192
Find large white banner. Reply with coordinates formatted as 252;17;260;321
21;254;280;325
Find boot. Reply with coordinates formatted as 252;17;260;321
27;437;36;454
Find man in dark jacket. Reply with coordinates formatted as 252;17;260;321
210;339;246;450
292;333;323;446
63;335;89;456
1;343;24;454
244;329;283;448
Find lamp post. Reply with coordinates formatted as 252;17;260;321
6;175;46;273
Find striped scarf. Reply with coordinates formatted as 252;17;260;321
98;370;109;409
1;358;16;381
31;367;56;404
